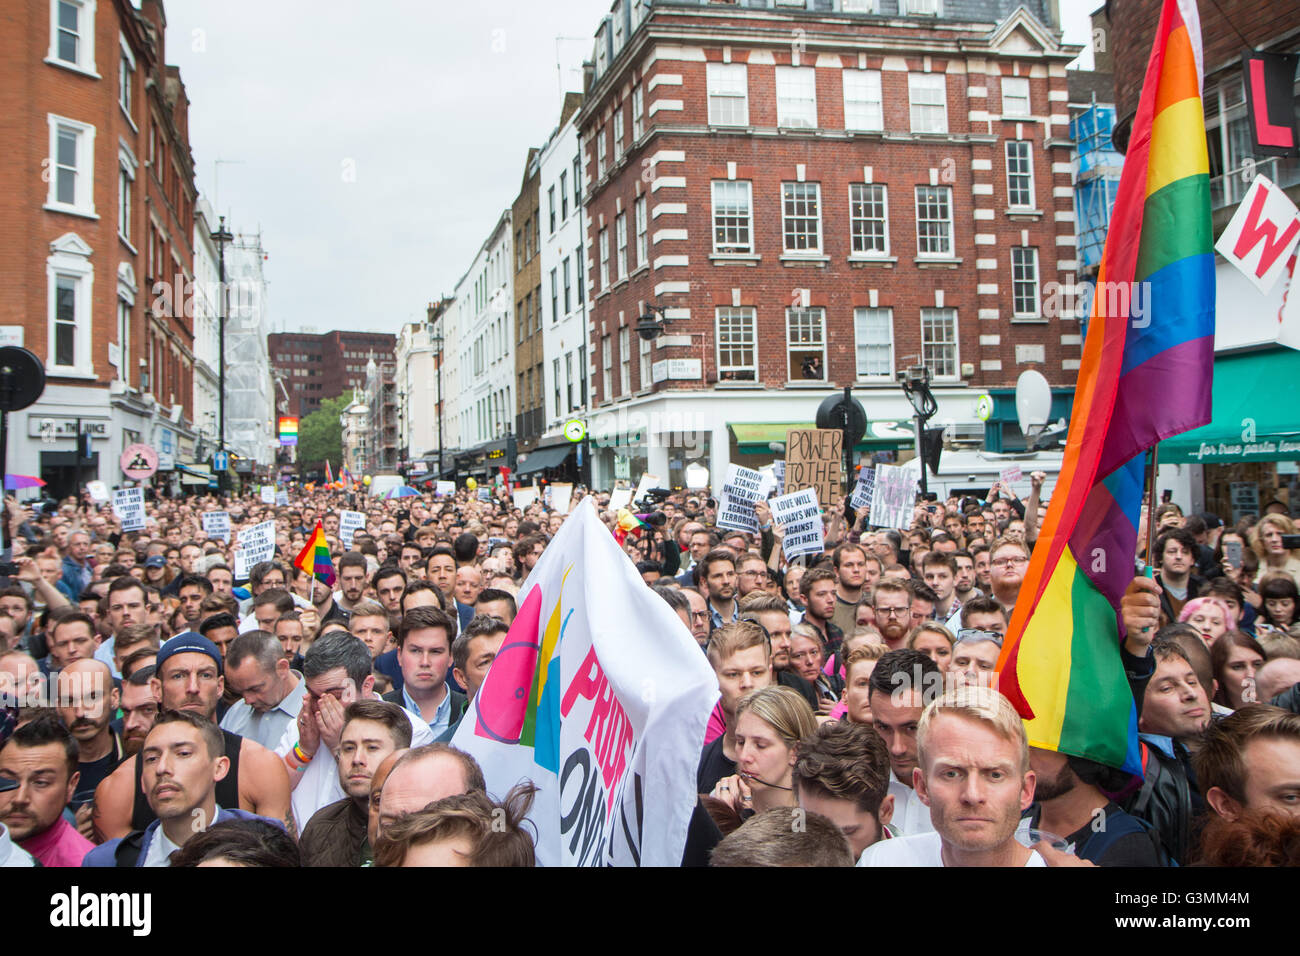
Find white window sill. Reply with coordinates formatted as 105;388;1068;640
855;377;897;385
846;128;885;136
120;104;138;134
709;252;760;264
1010;315;1048;323
44;57;101;80
785;380;828;388
119;234;138;256
47;368;97;381
780;253;830;264
1005;208;1044;218
44;203;99;221
914;256;962;267
908;129;951;137
847;254;897;265
715;379;762;389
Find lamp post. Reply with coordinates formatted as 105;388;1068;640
426;303;444;481
899;364;938;497
210;216;233;493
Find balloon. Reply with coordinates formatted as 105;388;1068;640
466;477;478;491
362;476;372;486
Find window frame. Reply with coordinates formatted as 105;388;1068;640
786;306;827;382
118;32;135;124
46;114;97;218
908;73;948;134
914;185;954;258
716;307;758;382
47;237;95;377
48;0;98;76
843;68;884;132
854;307;895;380
597;127;608;178
615;212;628;281
920;307;960;381
781;181;823;255
848;182;889;257
631;84;644;140
1005;140;1036;209
775;66;818;129
1011;246;1041;319
706;62;750;127
635;195;648;267
619;327;631;396
711;180;754;255
1001;76;1031;117
599;227;610;290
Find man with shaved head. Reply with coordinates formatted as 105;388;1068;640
54;658;122;809
375;743;485;840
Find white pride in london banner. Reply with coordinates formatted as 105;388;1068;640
453;499;718;866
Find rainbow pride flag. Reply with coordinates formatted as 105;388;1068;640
293;520;336;588
324;460;335;487
996;0;1214;775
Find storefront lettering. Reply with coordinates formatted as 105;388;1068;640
1190;438;1300;461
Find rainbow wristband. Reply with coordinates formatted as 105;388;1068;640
292;743;311;764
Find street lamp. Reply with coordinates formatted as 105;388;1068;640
898;364;938;495
210;216;233;492
426;303;444;481
636;303;675;342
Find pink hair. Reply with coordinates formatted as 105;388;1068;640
1178;596;1237;632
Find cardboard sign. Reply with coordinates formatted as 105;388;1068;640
850;467;876;512
771;460;785;496
607;488;633;513
770;488;824;560
715;464;765;534
112;487;145;532
259;485;276;505
512;486;539;510
785;429;842;509
338;510;366;549
202;511;231;543
868;463;918;530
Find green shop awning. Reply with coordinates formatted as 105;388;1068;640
1161;348;1300;464
729;421;912;455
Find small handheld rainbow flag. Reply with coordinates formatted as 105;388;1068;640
294;520;336;588
324;460;335;486
613;508;648;545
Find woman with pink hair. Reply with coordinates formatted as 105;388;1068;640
1178;596;1235;647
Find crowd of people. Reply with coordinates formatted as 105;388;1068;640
0;472;1298;868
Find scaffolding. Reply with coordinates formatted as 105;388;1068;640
224;232;275;466
1071;97;1123;276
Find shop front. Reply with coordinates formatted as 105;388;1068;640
1160;346;1300;520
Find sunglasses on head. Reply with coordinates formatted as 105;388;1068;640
956;628;1004;647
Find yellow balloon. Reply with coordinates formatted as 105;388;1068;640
465;477;477;491
362;475;372;486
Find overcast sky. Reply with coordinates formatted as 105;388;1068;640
163;0;1100;335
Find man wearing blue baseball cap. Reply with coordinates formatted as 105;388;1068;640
90;632;292;841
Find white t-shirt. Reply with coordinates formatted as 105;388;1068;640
276;702;433;833
888;774;937;835
858;830;1046;867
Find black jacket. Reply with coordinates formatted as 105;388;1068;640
382;687;466;727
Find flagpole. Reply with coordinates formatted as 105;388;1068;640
1143;444;1161;569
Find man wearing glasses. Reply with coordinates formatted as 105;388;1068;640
680;588;712;649
871;580;914;650
988;538;1031;615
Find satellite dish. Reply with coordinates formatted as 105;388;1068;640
1015;370;1052;438
0;347;46;412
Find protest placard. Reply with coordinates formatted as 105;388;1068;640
868;463;918;530
607;488;633;513
512;486;539;510
1000;464;1024;487
338;510;366;549
715;464;765;533
86;480;109;503
259;485;276;505
275;490;289;507
237;520;277;569
850;467;876;512
771;460;785;496
550;483;574;515
785;429;842;508
112;488;145;532
770;488;824;560
202;511;231;543
435;480;455;497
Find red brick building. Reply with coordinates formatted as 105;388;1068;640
268;329;397;419
576;0;1082;491
0;0;199;496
